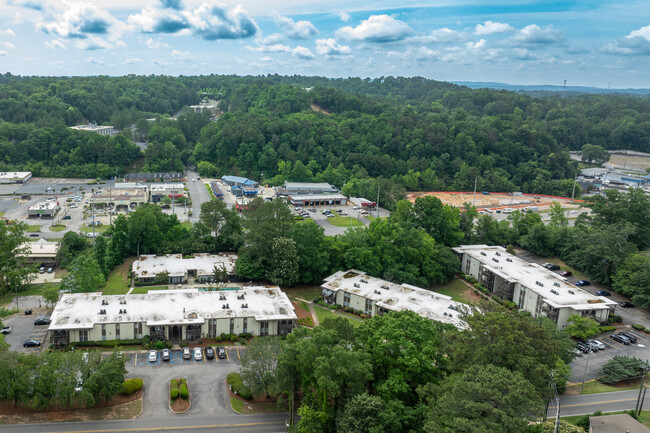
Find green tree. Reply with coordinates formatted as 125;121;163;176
548;202;568;228
93;235;108;277
60;255;105;293
410;196;464;246
0;221;35;297
200;199;242;252
423;364;543;433
337;392;387;433
56;231;89;269
580;143;610;165
288;221;331;285
239;336;282;398
266;237;299;286
42;285;60;308
598;356;647;385
564;314;600;340
153;271;169;285
612;252;650;308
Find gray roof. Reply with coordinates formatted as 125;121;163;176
590;414;650;433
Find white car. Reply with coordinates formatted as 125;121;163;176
148;350;157;362
590;340;606;350
70;203;78;208
193;347;203;361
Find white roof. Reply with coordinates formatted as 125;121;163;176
114;182;147;189
48;287;297;330
285;182;337;191
21;238;59;257
150;183;185;191
70;125;113;131
0;171;31;180
132;253;237;278
452;245;617;310
288;193;347;201
322;270;467;328
28;201;59;211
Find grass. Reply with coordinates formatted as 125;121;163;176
25;224;41;232
229;397;283;414
205;183;215;200
80;224;110;233
568;377;649;395
327;215;365;227
0;283;53;306
431;278;473;303
181;221;193;229
283;285;322;301
50;224;66;232
562;410;650;428
313;305;361;327
230;397;244;413
130;285;168;294
102;258;135;295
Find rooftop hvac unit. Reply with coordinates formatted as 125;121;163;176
550;289;559;295
353;283;360;288
480;252;487;256
492;258;499;262
495;251;501;256
568;290;575;294
241;303;248;308
554;283;560;287
506;258;512;262
536;281;543;286
360;279;368;283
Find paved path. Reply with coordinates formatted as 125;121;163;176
295;297;319;326
549;389;649;417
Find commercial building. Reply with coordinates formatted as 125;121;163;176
321;270;466;328
132;253;238;284
209;182;223;199
287;193;347;206
27;200;59;218
124;172;186;183
231;185;258;197
0;171;32;184
349;197;377;209
149;183;185;202
221;175;259;188
89;185;147;208
279;182;339;195
48;287;297;345
19;238;59;266
70;124;114;137
452;245;617;329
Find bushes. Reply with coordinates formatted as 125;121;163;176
238;332;252;339
599;325;617;332
121;378;143;396
170;379;179;400
70;338;142;348
608;314;623;323
227;372;253;400
598;356;647;384
180;384;189;399
632;324;646;331
142;335;150;346
298;317;314;327
170;378;188;401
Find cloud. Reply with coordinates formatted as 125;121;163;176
513;24;563;45
246;43;291;53
510;47;537;60
336;15;413;42
0;50;7;56
160;0;183;10
410;27;467;44
441;39;504;64
292;45;314;59
86;56;105;64
45;39;67;49
256;33;285;45
171;49;195;58
124;57;144;64
602;25;650;55
274;13;318;39
0;29;16;37
337;11;350;22
128;6;189;33
183;3;258;40
475;21;514;36
145;38;169;49
7;0;43;11
37;2;117;38
1;42;15;50
316;38;351;55
75;36;123;50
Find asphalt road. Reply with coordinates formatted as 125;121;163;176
185;169;210;222
549;389;649;417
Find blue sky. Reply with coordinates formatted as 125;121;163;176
1;0;649;87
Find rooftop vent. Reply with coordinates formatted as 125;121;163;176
495;251;501;256
241;303;248;308
568;290;575;294
101;299;108;305
506;258;513;262
99;309;106;315
353;283;360;288
237;294;245;300
554;282;560;287
360;278;368;283
550;289;559;295
536;281;544;287
380;284;389;289
219;295;226;300
492;258;499;262
480;252;487;256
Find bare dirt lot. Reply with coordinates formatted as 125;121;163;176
406;191;582;211
607;154;650;171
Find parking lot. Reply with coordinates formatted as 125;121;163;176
2;297;52;353
128;346;245;366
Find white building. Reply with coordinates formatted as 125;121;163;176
27;200;59;218
48;287;297;345
452;245;617;329
321;270;466;328
0;171;31;184
70;124;114;137
19;238;59;266
132;253;238;284
149;183;185;203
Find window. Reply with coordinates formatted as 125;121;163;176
243;318;248;334
230;318;234;334
365;299;373;314
343;292;351;308
80;329;89;342
133;322;143;339
101;324;106;341
260;321;269;336
115;324;120;340
208;319;217;338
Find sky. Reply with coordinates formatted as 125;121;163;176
1;0;650;88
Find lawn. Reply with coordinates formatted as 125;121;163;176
102;258;135;295
569;377;649;395
562;410;650;428
327;215;365;227
313;305;361;327
131;285;168;294
181;221;193;229
25;224;41;232
50;224;66;232
283;285;322;301
205;183;215;200
230;397;283;414
430;278;474;303
80;224;110;233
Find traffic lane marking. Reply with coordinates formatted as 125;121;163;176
549;397;636;409
38;421;282;432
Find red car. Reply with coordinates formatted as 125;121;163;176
559;271;572;277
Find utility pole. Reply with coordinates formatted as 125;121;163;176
376;186;380;218
571;172;578;204
472;176;477;207
636;361;648;415
91;202;95;247
581;348;592;391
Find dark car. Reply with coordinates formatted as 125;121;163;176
581;340;599;352
620;302;635;308
610;334;630;345
24;309;32;315
34;317;51;325
575;343;589;354
217;346;227;359
63;215;71;220
595;290;611;296
23;339;41;347
544;263;561;271
575;280;591;286
205;347;215;360
619;332;638;344
559;271;573;277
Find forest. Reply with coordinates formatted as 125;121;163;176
1;73;649;208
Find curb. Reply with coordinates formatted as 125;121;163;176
133;379;145;419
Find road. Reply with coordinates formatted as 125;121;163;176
185;169;210;222
549;389;648;417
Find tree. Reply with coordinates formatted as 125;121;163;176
598;356;648;385
0;221;35;297
239;336;282;398
410;196;464;247
266;237;299;286
60;255;105;293
612;252;650;307
548;202;568;228
288;221;331;285
93;235;108;277
564;314;600;340
42;285;60;308
153;271;169;285
337;393;387;433
200;199;242;252
56;231;89;269
423;364;543;433
580;143;610;165
525;420;585;433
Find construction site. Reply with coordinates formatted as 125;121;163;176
406;191;583;212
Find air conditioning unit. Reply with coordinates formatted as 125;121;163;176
495;251;501;256
506;258;512;262
568;290;575;295
554;283;560;287
480;252;487;256
492;258;499;262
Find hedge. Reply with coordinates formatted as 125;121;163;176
599;326;617;332
122;378;144;395
227;372;253;400
170;379;179;400
180;384;189;400
70;338;142;348
632;324;646;331
238;332;252;339
608;314;623;323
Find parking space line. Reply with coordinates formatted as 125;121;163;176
226;349;230;362
134;353;137;365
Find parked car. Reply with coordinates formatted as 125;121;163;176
340;211;348;215
308;208;316;212
610;334;630;345
618;332;638;344
326;213;335;218
182;347;191;359
205;347;215;360
217;346;227;359
47;267;53;274
559;271;573;277
148;350;157;362
193;347;202;361
575;280;591;286
575;343;589;354
24;309;32;315
302;214;311;219
573;347;584;356
620;301;635;308
544;263;561;271
588;340;605;350
23;339;41;347
63;215;71;220
360;210;369;215
39;266;45;274
596;290;611;296
0;326;11;334
161;348;171;361
582;340;599;352
29;233;39;238
34;317;51;325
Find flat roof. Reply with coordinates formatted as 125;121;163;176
285;182;337;191
49;287;297;330
322;270;466;328
222;175;257;185
28;201;59;211
288;193;347;201
132;253;237;278
452;245;617;310
114;182;147;189
20;239;59;257
70;125;113;131
589;414;650;433
150;183;185;191
0;171;31;180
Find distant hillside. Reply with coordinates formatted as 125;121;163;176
454;81;650;96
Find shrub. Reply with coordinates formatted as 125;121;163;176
239;332;252;339
180;384;189;399
598;356;647;384
599;326;616;332
227;372;253;400
360;313;370;319
121;378;144;395
503;300;517;310
170;388;179;399
608;314;623;323
230;335;238;342
220;333;227;341
632;324;646;331
312;296;322;303
142;335;151;346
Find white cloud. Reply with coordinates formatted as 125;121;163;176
184;3;258;40
274;13;318;39
128;6;188;34
0;50;7;56
336;15;413;42
475;21;514;36
316;38;351;55
45;39;66;49
602;25;650;55
513;24;563;45
256;33;285;45
246;43;291;53
145;38;169;49
1;42;15;49
75;36;120;50
48;60;64;67
337;11;350;22
124;57;144;64
292;45;314;59
403;46;440;61
409;27;467;44
0;29;16;37
441;39;504;64
36;2;118;39
86;56;105;65
511;47;537;60
171;49;194;58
